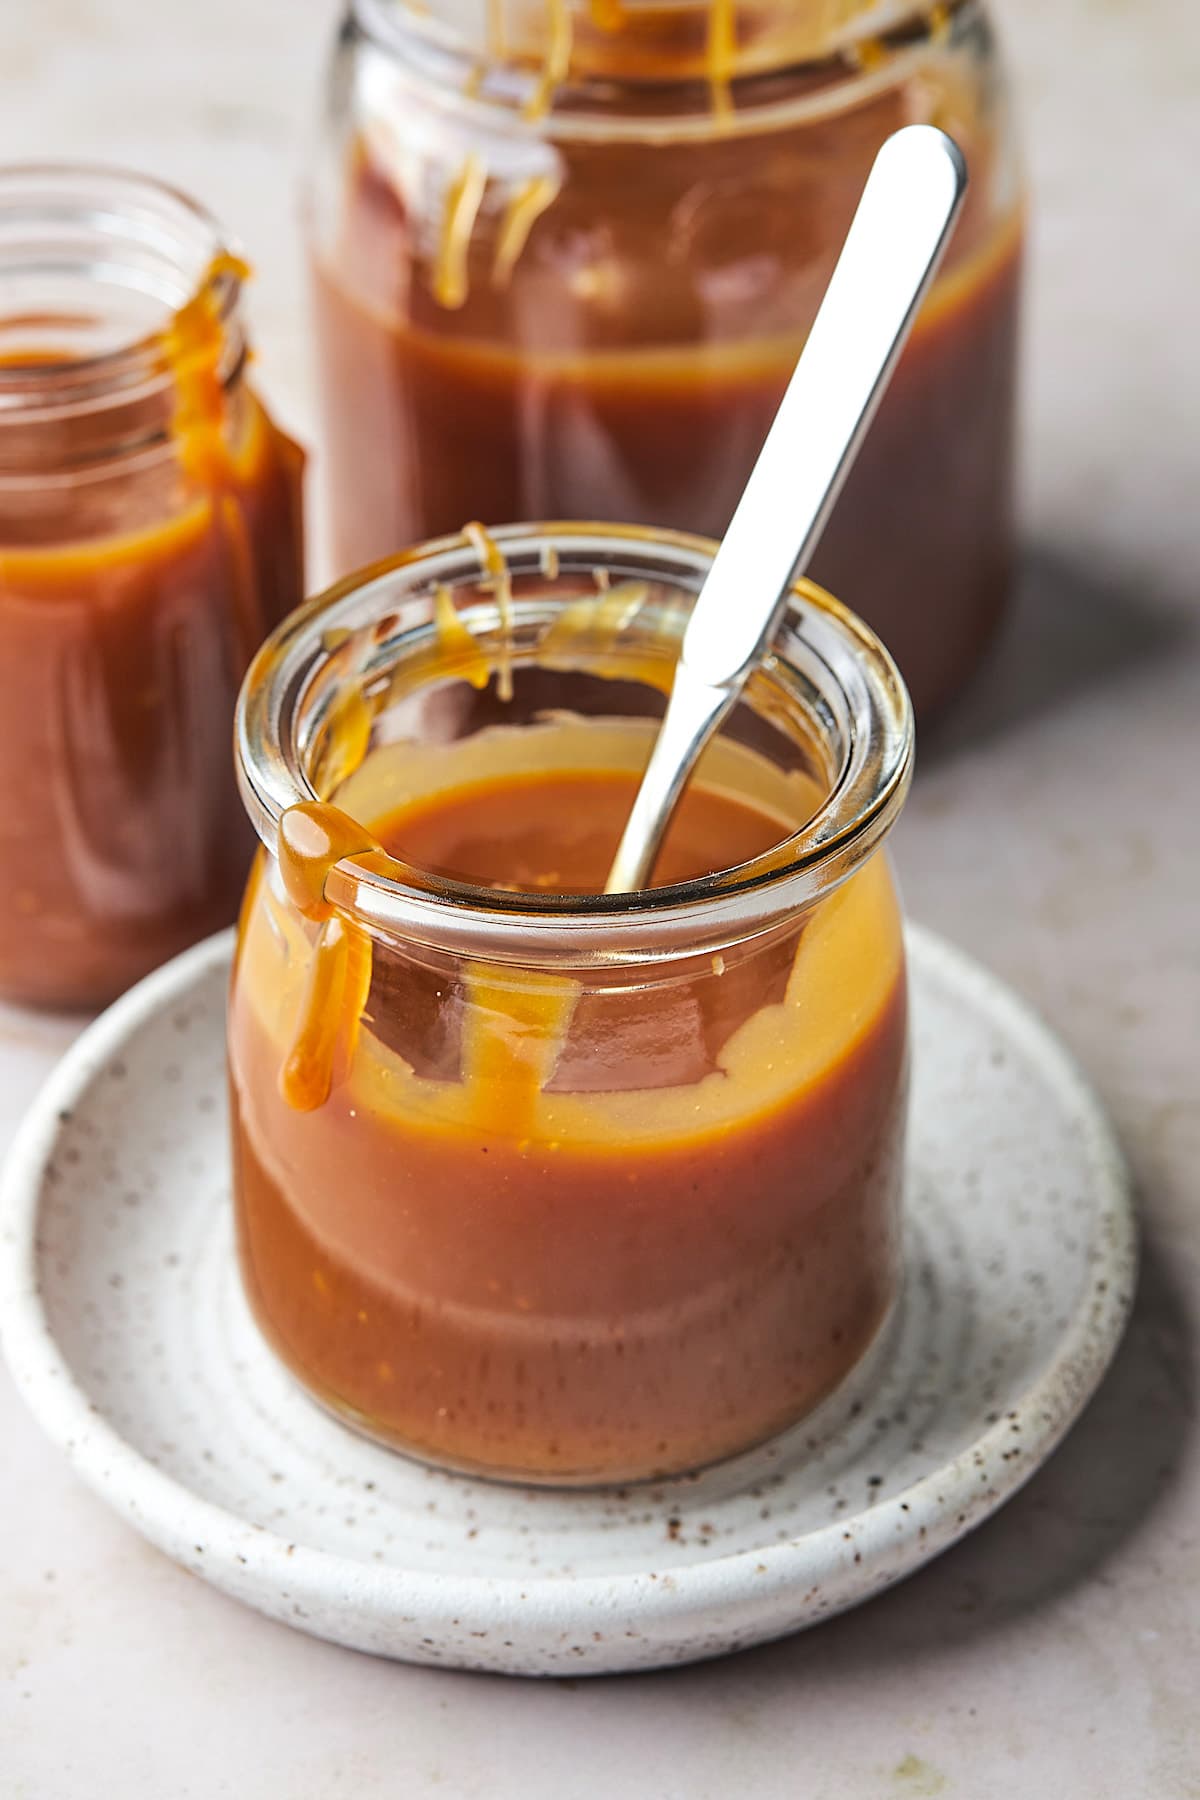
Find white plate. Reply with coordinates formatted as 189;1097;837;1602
0;926;1134;1677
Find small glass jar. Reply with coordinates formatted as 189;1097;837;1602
308;0;1022;715
0;165;305;1010
230;522;912;1485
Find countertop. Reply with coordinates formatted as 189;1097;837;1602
1;2;1197;1793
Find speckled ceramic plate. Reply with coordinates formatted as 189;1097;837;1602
0;926;1134;1677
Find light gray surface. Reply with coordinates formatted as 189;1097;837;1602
1;0;1197;1792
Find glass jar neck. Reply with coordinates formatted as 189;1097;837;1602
0;165;247;479
236;524;913;969
349;0;970;129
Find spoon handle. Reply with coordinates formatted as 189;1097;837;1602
605;124;967;896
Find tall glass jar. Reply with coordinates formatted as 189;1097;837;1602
308;0;1022;716
230;522;913;1485
0;166;305;1009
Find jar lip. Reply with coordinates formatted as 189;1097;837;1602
236;523;914;967
348;0;967;145
0;162;243;425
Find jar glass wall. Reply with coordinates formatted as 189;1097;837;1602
230;523;913;1485
308;0;1022;715
0;166;306;1008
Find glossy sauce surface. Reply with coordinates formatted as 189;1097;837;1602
0;268;305;1007
229;741;908;1483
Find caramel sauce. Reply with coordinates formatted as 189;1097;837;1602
432;152;488;311
522;0;574;119
502;0;890;90
281;915;355;1112
0;264;304;1008
433;580;493;689
430;0;890;308
230;726;907;1482
462;518;516;700
492;174;561;289
588;0;625;29
275;801;387;1109
276;799;381;921
163;252;250;485
308;678;376;796
538;576;649;664
315;43;1021;716
706;0;737;121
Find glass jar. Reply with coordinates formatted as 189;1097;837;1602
230;522;913;1485
0;165;305;1010
308;0;1022;716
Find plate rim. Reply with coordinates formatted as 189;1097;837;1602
0;923;1137;1643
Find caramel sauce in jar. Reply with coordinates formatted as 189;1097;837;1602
0;171;304;1008
310;0;1021;715
229;526;913;1485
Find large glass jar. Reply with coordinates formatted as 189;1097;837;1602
0;166;305;1009
308;0;1021;716
230;522;913;1485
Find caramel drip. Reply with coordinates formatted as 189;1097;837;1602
851;33;888;71
539;578;648;655
461;964;579;1138
281;914;353;1112
164;256;270;676
706;0;737;124
540;543;560;581
492;174;560;288
162;252;249;485
433;152;487;311
276;801;385;1112
433;581;492;690
311;680;375;796
463;519;515;702
280;909;377;1114
333;917;376;1092
523;0;573;120
277;800;381;922
588;0;625;28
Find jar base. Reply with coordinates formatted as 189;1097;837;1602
259;1285;902;1495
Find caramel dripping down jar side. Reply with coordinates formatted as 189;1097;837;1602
308;0;1023;716
0;168;305;1010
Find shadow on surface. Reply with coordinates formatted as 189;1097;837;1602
919;545;1194;765
658;1220;1193;1692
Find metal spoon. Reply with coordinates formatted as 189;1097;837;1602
604;124;968;895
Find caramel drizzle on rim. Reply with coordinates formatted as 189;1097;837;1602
161;251;249;485
432;151;488;310
492;173;560;287
463;519;516;702
433;580;492;690
523;0;574;120
426;0;946;309
706;0;737;124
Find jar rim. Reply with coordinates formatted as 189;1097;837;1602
347;0;969;146
236;523;914;967
0;162;244;432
